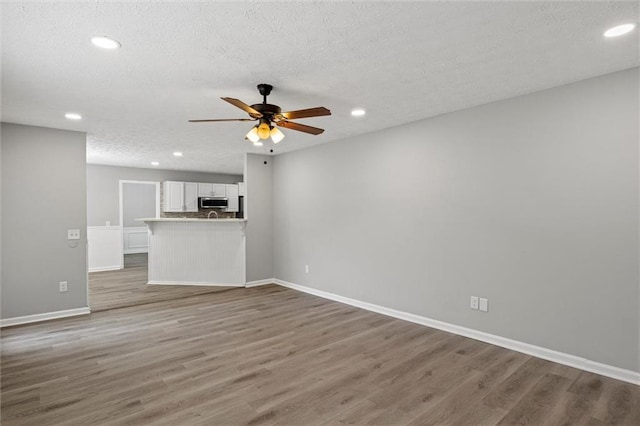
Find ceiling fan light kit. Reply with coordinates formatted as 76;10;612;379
270;127;285;143
190;83;331;146
257;120;271;139
245;127;260;143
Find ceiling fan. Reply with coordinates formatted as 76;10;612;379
189;84;331;145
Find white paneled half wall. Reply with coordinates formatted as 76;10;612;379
147;220;246;286
87;226;123;272
123;226;149;254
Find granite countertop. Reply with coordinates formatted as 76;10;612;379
137;218;247;223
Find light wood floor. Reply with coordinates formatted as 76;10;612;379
89;253;235;312
2;285;639;425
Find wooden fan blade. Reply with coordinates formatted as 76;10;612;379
221;97;263;118
189;118;256;122
277;120;325;135
279;107;331;120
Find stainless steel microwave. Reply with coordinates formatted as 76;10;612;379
200;197;228;209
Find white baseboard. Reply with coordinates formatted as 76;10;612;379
147;280;244;287
274;279;640;386
123;248;148;255
88;265;123;273
0;307;91;328
245;279;275;288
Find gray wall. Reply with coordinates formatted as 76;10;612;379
272;68;639;372
0;123;3;319
245;154;273;282
1;123;88;318
122;183;156;227
87;164;242;226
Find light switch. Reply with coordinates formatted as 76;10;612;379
67;229;80;240
479;298;489;312
470;296;479;310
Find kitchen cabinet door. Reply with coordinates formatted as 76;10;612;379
163;181;184;212
184;182;199;212
198;183;214;197
213;184;226;197
225;184;239;212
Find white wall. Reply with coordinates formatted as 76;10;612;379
1;123;88;318
87;164;242;226
272;68;639;372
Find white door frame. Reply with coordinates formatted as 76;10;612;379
118;180;161;264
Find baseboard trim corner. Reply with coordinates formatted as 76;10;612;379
245;279;275;288
0;307;91;328
273;279;640;386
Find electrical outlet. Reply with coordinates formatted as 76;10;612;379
59;281;68;292
470;296;479;310
479;298;489;312
67;229;80;240
305;265;310;274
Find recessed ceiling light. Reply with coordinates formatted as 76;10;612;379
253;141;263;147
173;152;183;157
65;113;82;120
91;35;121;49
604;23;637;38
351;109;366;117
151;161;159;166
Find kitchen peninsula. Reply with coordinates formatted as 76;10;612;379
139;218;247;286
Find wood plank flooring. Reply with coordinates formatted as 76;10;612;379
2;285;639;425
89;253;234;312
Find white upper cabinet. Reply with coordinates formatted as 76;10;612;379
164;181;199;212
198;183;227;197
213;184;226;197
198;183;214;197
237;182;246;197
184;182;199;212
163;181;185;212
166;181;236;213
225;184;239;212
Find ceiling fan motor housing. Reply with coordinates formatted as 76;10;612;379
250;103;282;122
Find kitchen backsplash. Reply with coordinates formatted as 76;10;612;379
161;210;236;219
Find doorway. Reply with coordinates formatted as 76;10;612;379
119;180;160;268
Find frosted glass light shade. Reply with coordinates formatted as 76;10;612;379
257;122;271;139
246;127;260;143
270;127;285;143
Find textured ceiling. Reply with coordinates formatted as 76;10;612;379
2;1;638;174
